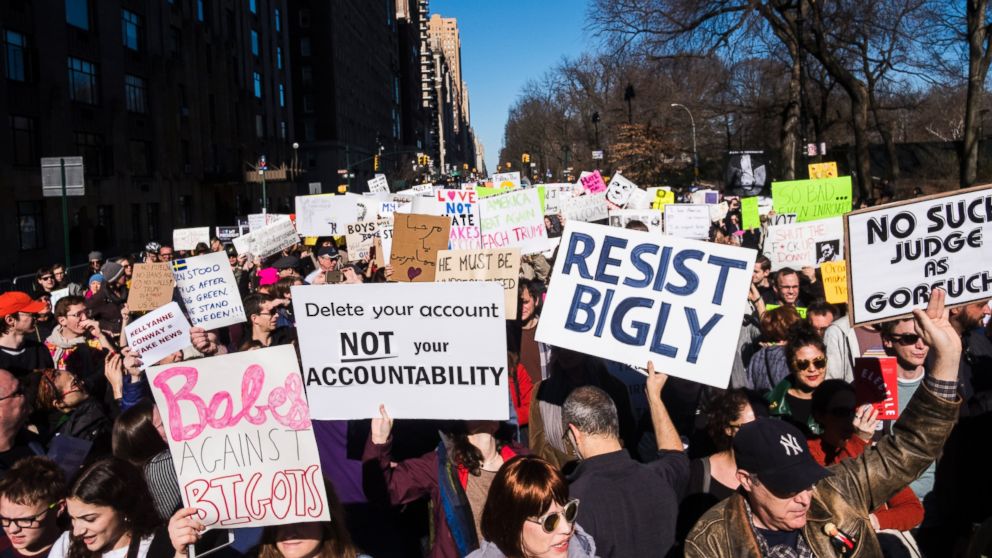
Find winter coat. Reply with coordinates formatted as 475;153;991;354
467;524;598;558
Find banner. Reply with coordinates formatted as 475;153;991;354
564;193;608;223
172;252;247;329
581;170;607;194
820;260;849;305
125;302;192;368
146;345;331;528
232;218;299;259
741;197;760;230
772;177;853;222
436;248;521;317
128;263;176;312
292;283;508;419
608;209;663;233
491;172;521;190
606;173;639;207
808;162;839;179
536;222;756;388
664;204;711;239
368;174;389;194
295;195;363;237
854;356;899;420
478;189;549;255
172;227;210;251
845;185;992;325
765;217;844;271
345;221;378;261
390;213;450;282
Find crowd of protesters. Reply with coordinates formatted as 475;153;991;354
1;184;990;558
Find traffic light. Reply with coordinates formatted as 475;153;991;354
374;154;380;171
522;153;530;164
506;161;512;169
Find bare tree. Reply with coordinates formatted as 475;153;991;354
962;0;992;186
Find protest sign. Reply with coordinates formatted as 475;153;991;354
390;213;450;282
247;213;289;232
772;176;853;222
216;226;240;242
690;190;719;206
771;213;797;225
292;282;508;419
491;172;521;190
845;184;992;325
820;260;849;305
608;209;663;233
368;174;390;194
48;288;70;314
625;186;651;209
741;196;760;230
854;357;899;420
172;253;246;329
232;217;299;259
411;183;434;194
808;161;839;179
649;188;676;210
606;173;639;207
128;263;176;312
436;248;521;317
664;204;711;239
564;193;608;223
765;217;844;271
124;302;191;368
536;222;757;388
542;184;572;215
172;227;210;251
581;170;607;194
345;221;379;261
295;194;363;236
377;217;393;262
478;188;549;255
146;345;330;528
431;189;481;250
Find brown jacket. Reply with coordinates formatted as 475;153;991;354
685;385;959;557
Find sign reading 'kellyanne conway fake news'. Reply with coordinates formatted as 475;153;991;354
146;345;330;529
536;222;757;388
292;283;508;420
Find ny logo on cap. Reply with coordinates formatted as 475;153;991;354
780;434;803;456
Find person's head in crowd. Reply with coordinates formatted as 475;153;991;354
879;317;929;371
35;267;57;294
143;242;160;263
562;386;620;460
193;242;210;256
257;268;279;293
116;257;133;280
315;246;341;273
35;368;89;415
55;296;93;338
52;264;68;287
158;244;174;262
479;455;581;558
340;262;364;284
225;246;239;267
209;237;223;253
272;256;301;279
86;274;103;297
0;291;46;339
752;256;771;287
948;299;991;334
36;293;53;320
0;369;29;448
806;300;836;337
256;480;362;558
519;279;545;326
810;379;860;449
100;261;127;292
0;456;68;557
709;223;735;246
758;306;802;344
624;220;649;232
65;458;160;557
704;389;761;453
773;267;801;307
245;293;279;336
87;252;104;275
111;400;168;468
785;322;828;394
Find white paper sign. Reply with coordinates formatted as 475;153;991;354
491;172;521;190
478;188;550;255
664;204;712;239
765;217;845;271
232;218;299;258
172;227;210;251
172;252;246;329
292;283;509;420
564;193;609;223
345;221;379;261
608;209;663;233
606;173;639;207
542;184;572;215
49;288;70;312
125;302;192;368
412;183;434;194
295;195;363;237
368;174;390;194
247;213;289;232
537;222;757;388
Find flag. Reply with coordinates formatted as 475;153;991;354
171;259;187;272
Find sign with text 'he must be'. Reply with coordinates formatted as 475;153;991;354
292;282;508;420
172;252;246;330
536;221;757;388
845;184;992;326
146;345;330;529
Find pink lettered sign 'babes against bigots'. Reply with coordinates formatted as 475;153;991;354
145;344;330;529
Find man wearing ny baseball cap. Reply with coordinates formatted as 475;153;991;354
686;289;963;557
0;292;55;378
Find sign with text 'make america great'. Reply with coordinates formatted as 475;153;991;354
536;221;756;388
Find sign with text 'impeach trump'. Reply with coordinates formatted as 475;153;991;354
146;345;330;529
292;283;508;420
845;184;992;326
536;222;757;388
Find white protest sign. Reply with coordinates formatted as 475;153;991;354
491;172;521;190
377;218;394;262
434;189;481;250
345;221;379;260
292;282;508;420
412;183;434;194
146;345;330;529
608;209;663;233
690;189;720;205
625;186;651;210
536;222;757;388
49;288;70;312
368;174;390;194
172;227;210;251
247;213;289;232
846;185;992;325
172;252;246;329
664;204;712;239
765;217;845;271
295;194;363;237
478;188;550;255
542;184;572;215
564;193;608;223
125;302;192;368
606;173;639;208
232;218;299;258
771;213;798;225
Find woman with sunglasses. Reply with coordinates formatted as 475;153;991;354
468;455;595;558
765;322;828;436
33;368;112;457
0;456;67;558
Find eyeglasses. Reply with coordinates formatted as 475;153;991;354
526;499;580;533
0;385;25;402
66;309;91;319
39;275;54;281
0;502;58;529
793;357;827;371
887;333;922;346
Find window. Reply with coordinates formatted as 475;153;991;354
169;26;182;58
385;0;392;26
299;9;310;27
179;196;192;225
65;0;89;30
3;30;28;81
301;66;312;87
10;115;36;166
303;94;314;113
304;120;315;142
276;46;282;69
278;83;285;107
253;71;262;97
249;0;257;14
181;141;191;170
197;0;204;22
255;114;264;138
17;202;44;251
122;10;141;50
275;8;281;31
146;203;160;240
74;131;105;176
279;120;287;140
251;29;259;56
124;74;147;113
129;140;151;176
68;57;98;104
300;37;311;57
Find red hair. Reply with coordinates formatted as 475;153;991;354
480;456;569;557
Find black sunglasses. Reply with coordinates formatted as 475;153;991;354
526;499;580;533
888;333;922;346
793;357;827;371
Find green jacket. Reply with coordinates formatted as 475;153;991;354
766;377;822;436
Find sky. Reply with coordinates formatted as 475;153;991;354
430;0;591;175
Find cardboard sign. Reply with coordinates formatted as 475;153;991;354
292;283;508;419
690;189;719;206
565;193;608;223
146;345;331;528
478;188;550;255
232;218;299;259
172;227;210;251
821;260;849;305
765;217;844;271
772;177;853;222
125;302;192;368
247;213;289;232
390;213;450;282
536;222;757;388
648;188;676;210
436;248;521;317
128;263;177;312
808;162;839;179
345;221;379;261
845;184;992;325
664;204;711;239
581;170;607;194
741;196;760;230
608;209;663;233
606;173;639;207
491;172;521;190
368;174;390;194
854;356;899;420
295;194;363;237
172;253;246;329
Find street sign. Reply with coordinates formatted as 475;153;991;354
41;157;85;197
592;150;604;160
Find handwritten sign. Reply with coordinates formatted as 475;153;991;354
663;204;711;239
390;213;450;282
146;345;330;529
49;288;70;313
125;302;192;368
436;248;521;317
247;213;289;232
478;188;550;255
172;253;246;329
771;213;797;225
606;173;639;207
172;227;210;251
128;263;176;312
542;184;572;215
491;172;521;190
368;174;390;194
808;162;839;179
648;188;676;210
608;209;663;233
295;194;363;237
741;196;760;230
215;226;241;242
765;217;844;271
564;193;608;223
345;221;379;261
581;170;607;194
772;176;853;222
820;260;849;304
232;218;299;259
292;283;508;419
854;356;899;420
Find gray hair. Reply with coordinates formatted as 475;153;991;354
562;386;619;439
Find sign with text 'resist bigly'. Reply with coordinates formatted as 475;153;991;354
846;184;992;325
772;176;853;222
292;283;508;420
172;252;246;330
536;222;757;388
146;345;330;529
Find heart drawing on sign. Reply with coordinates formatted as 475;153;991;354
407;267;422;280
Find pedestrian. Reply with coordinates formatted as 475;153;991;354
33;368;113;457
0;293;55;379
765;322;828;436
0;456;68;558
85;261;128;337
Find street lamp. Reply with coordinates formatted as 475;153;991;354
671;103;698;185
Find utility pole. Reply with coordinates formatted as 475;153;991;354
671;103;698;185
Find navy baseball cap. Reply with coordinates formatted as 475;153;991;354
733;418;832;495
